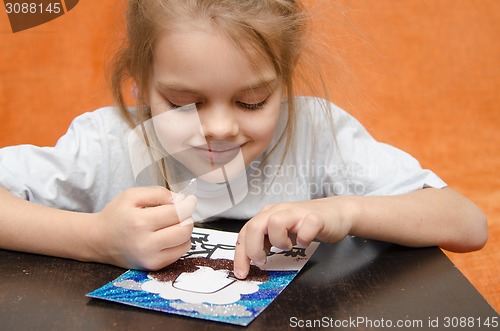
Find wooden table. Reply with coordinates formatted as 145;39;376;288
0;220;498;330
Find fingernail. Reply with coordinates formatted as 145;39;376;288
179;217;194;227
253;258;267;267
233;270;246;279
296;240;309;249
172;193;185;203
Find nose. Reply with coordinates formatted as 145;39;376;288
199;104;239;140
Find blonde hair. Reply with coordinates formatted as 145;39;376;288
111;0;309;137
109;0;355;187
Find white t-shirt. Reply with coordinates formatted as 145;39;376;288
0;97;446;220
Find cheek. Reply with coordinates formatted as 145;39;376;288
242;103;282;153
152;110;202;155
153;116;178;153
245;116;278;143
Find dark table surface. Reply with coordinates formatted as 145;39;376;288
1;219;498;330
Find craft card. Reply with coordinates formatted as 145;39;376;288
87;227;319;326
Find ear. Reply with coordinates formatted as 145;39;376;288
131;83;151;107
131;84;140;99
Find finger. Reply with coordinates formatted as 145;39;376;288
243;215;269;268
233;226;251;279
152;220;194;250
172;195;197;222
141;195;197;230
296;213;323;248
139;240;192;271
267;210;302;251
127;186;174;208
263;236;273;255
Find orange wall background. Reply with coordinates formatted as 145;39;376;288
1;1;499;311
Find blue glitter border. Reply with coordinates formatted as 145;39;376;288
87;269;297;326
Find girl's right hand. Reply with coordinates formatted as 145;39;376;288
91;187;196;270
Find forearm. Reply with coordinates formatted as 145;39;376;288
0;186;196;270
345;188;487;252
232;187;487;278
0;187;98;262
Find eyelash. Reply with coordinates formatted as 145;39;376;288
167;101;182;109
166;100;268;112
237;100;268;111
166;101;197;111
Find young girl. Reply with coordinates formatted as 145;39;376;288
0;0;487;280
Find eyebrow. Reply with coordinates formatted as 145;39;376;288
156;82;202;94
156;78;278;94
240;78;279;92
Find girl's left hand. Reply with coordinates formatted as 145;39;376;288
233;198;354;279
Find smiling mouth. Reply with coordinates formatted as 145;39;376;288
192;142;243;167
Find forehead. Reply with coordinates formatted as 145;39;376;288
151;22;277;89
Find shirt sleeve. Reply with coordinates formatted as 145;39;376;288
0;108;135;212
300;97;447;197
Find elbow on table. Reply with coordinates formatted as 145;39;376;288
442;208;488;253
468;211;488;251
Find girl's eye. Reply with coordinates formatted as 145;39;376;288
237;100;267;111
168;101;181;109
166;100;198;112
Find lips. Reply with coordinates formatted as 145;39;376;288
192;142;243;166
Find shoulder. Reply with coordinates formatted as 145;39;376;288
292;96;362;127
284;96;360;136
283;96;369;150
0;106;137;211
57;106;135;151
70;106;133;136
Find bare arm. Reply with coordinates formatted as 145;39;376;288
346;187;487;252
0;186;196;270
234;187;487;278
0;187;95;260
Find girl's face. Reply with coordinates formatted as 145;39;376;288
145;23;283;181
